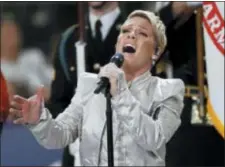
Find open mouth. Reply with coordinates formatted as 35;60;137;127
122;44;136;53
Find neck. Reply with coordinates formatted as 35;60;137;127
90;2;118;17
123;64;151;82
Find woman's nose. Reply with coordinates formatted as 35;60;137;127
127;31;136;39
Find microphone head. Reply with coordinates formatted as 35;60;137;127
110;53;124;68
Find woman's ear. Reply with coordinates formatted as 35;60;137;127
155;46;160;57
152;54;160;66
152;55;157;66
152;47;160;66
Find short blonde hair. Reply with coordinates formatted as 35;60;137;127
128;10;167;56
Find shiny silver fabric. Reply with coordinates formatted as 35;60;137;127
28;71;185;166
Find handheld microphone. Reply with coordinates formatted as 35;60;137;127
94;53;124;94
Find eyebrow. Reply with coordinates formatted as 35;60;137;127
139;26;149;31
121;24;150;32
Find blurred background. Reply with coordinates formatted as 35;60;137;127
0;1;224;166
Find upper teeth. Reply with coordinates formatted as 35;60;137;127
125;44;135;49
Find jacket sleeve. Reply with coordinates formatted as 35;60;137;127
46;38;74;118
111;79;185;152
27;73;87;149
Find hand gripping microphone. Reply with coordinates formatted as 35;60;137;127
94;53;124;94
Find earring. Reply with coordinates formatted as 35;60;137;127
152;54;158;66
152;60;156;66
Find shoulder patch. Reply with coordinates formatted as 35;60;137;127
62;24;79;37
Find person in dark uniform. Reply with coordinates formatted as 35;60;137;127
46;2;125;166
153;2;224;166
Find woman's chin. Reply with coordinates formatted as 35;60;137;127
122;60;136;72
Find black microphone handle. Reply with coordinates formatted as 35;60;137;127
94;77;109;94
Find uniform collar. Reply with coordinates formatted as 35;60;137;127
89;7;121;40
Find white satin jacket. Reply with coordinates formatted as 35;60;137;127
28;71;185;166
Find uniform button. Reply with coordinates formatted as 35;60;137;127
93;63;101;71
70;66;75;71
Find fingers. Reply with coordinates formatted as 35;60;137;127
9;95;29;122
22;101;30;122
10;100;23;110
98;63;126;97
99;63;120;77
13;117;26;124
25;94;42;123
10;108;22;117
36;85;44;97
8;108;23;122
8;92;43;125
10;95;28;110
103;63;118;71
99;63;124;84
13;95;27;104
101;72;122;82
36;85;44;104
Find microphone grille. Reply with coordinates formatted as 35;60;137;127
110;53;124;68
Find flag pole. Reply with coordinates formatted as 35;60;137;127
75;2;86;76
195;7;208;124
70;3;87;166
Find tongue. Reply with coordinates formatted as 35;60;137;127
123;46;136;53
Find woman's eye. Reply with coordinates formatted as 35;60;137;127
139;32;147;37
121;29;129;33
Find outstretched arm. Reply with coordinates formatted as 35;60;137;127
9;75;85;149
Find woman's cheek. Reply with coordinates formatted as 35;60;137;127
115;36;123;51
